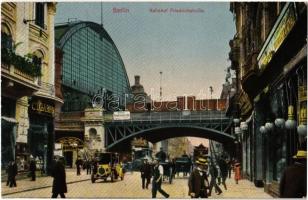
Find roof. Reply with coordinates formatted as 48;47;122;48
55;21;115;49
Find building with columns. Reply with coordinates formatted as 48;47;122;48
1;2;62;173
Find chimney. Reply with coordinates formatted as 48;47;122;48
135;75;140;85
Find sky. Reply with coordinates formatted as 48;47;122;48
55;2;236;147
55;2;236;101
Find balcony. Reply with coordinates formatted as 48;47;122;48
229;37;240;70
241;50;259;98
33;81;63;103
1;48;40;98
38;81;55;96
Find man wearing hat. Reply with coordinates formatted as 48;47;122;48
152;158;169;198
29;155;37;181
140;158;152;189
188;157;209;198
279;149;307;198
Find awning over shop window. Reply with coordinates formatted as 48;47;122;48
2;116;18;123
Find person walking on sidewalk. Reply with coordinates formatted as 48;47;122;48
188;158;209;198
75;157;82;176
29;157;37;181
86;160;92;175
227;159;232;179
51;157;67;198
140;159;152;189
218;157;228;190
7;160;18;187
208;161;222;196
152;159;169;198
234;162;241;184
279;149;307;198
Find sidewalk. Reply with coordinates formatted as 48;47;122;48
1;169;91;196
209;174;272;198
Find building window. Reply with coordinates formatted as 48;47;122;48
1;24;13;50
35;3;45;29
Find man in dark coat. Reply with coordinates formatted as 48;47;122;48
86;160;92;175
227;159;232;179
75;157;82;176
188;158;209;198
140;159;152;189
152;159;169;198
218;157;228;190
29;158;37;181
279;150;306;198
208;161;222;196
51;157;67;198
8;161;17;187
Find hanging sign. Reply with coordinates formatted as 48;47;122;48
257;3;297;70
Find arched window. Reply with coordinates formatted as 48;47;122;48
1;23;13;50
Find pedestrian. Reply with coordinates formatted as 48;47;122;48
208;161;222;196
75;157;82;176
140;159;152;189
86;160;92;175
171;158;176;179
51;157;67;198
227;159;232;179
8;160;18;187
218;157;228;190
29;157;37;181
92;158;97;175
6;162;11;186
152;159;169;198
234;162;241;184
279;149;307;198
188;158;210;198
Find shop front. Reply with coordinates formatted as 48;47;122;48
1;96;18;168
28;97;55;174
252;3;307;196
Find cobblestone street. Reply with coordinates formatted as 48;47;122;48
2;170;272;198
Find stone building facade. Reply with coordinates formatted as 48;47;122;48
1;2;62;173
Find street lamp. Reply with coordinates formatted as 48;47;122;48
43;144;47;174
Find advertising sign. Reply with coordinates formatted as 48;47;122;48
113;111;131;120
258;3;297;70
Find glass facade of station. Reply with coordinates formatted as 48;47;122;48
56;22;131;111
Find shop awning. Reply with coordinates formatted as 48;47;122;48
2;116;18;123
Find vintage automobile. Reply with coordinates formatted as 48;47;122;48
91;152;124;183
175;156;192;177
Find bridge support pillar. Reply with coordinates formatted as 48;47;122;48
81;107;106;155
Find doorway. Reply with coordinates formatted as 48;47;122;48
64;151;73;168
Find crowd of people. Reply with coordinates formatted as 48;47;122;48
3;146;306;199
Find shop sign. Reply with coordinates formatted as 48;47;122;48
31;100;55;116
258;3;297;71
113;111;130;120
131;137;147;147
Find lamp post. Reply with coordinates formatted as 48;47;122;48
43;144;47;174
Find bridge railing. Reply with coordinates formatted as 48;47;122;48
105;110;228;123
